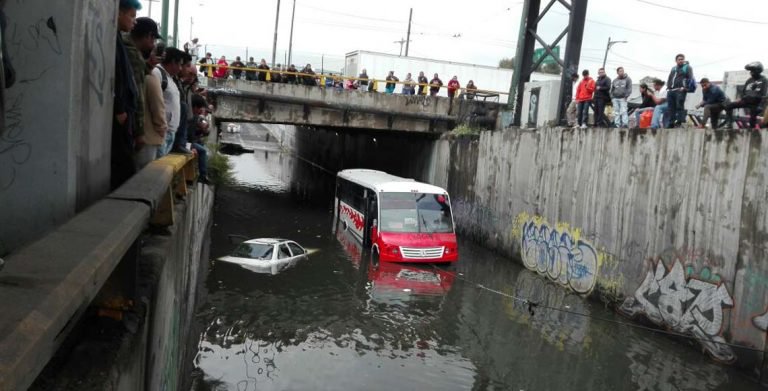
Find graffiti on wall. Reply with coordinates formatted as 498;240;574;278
753;309;768;331
619;259;735;363
85;0;107;106
516;214;600;294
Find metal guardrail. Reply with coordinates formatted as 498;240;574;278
198;64;509;98
0;154;198;390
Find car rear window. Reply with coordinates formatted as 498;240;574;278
232;243;273;259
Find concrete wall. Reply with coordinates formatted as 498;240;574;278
426;128;768;375
211;78;500;133
143;184;214;391
26;183;214;390
0;0;115;255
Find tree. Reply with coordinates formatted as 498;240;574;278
537;62;562;75
499;57;515;69
498;57;562;75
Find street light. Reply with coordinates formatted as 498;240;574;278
602;37;628;69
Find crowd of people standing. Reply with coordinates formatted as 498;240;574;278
567;53;768;130
196;55;482;99
113;0;212;190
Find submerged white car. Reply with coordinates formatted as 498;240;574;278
217;238;308;275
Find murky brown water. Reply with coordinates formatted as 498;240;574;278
190;128;761;390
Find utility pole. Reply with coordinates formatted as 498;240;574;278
394;38;409;56
271;0;281;68
602;36;628;69
160;0;169;42
405;8;412;57
172;0;180;47
288;0;296;66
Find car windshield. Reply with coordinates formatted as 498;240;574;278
232;243;273;259
379;192;454;233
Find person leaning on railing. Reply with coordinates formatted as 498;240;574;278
245;57;257;81
357;68;369;91
301;64;316;86
429;73;443;96
401;73;415;95
286;64;298;84
465;80;477;100
230;56;245;80
257;59;269;82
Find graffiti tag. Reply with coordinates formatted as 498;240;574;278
404;95;431;107
619;259;735;362
0;94;32;190
753;309;768;331
85;0;107;106
520;219;599;294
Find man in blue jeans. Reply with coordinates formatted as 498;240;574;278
649;79;669;129
610;67;632;128
666;54;694;127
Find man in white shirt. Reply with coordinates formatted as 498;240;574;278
566;72;579;127
650;79;669;129
152;46;184;157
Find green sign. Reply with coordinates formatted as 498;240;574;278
533;46;560;66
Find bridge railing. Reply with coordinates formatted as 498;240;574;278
0;154;198;390
198;64;509;101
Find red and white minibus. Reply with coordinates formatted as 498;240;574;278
334;169;458;263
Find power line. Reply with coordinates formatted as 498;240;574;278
636;0;768;25
296;1;405;25
607;52;667;73
550;10;732;47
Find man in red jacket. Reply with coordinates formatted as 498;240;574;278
447;76;460;99
575;69;595;128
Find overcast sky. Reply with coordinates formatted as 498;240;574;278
140;0;768;80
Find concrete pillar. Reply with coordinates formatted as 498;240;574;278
0;0;116;255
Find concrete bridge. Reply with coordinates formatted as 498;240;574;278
208;78;501;133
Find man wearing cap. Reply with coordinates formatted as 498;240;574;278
125;17;161;167
112;0;141;189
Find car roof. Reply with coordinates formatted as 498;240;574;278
243;238;294;245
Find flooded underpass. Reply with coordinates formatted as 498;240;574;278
190;124;762;391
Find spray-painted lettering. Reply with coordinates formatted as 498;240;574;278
404;95;431;107
619;259;735;362
85;0;106;106
519;218;599;294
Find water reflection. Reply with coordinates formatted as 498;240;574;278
192;125;762;390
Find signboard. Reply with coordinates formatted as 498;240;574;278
533;46;560;66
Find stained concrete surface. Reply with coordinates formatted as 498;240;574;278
425;127;768;379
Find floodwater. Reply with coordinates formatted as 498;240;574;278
190;125;762;391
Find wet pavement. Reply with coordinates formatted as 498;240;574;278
190;126;763;390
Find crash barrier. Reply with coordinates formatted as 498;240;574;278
198;64;506;100
0;153;198;390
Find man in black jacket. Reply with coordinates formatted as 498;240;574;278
593;68;611;127
725;61;767;129
112;0;141;189
666;53;694;128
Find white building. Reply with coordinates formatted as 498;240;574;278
344;50;561;103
